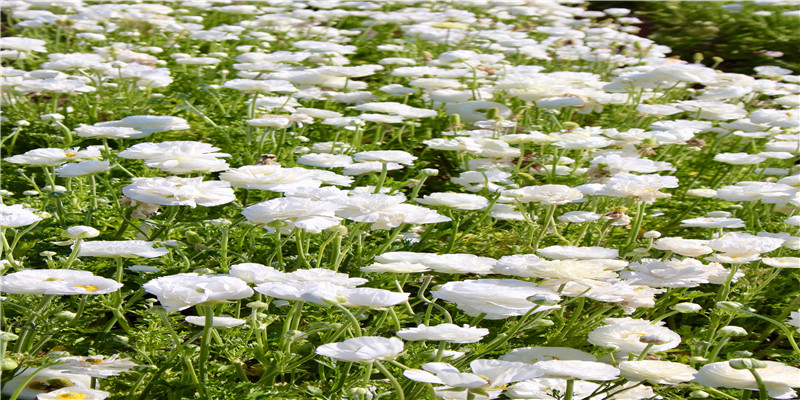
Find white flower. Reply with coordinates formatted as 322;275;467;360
445;101;512;123
415;192;489;211
220;165;352;192
63;226;100;240
404;359;542;397
680;217;745;228
432;279;560;320
51;355;137;378
36;387;110;400
396;324;490;343
222;78;297;93
618;360;697;384
74;125;148;139
122;176;236;208
694;361;800;399
340;288;409;308
4;146;102;166
184;315;246;328
143;273;254;312
54;160;111;177
255;281;345;305
594;174;679;203
1;367;92;400
315;336;404;362
93;115;189;133
0;269;122;295
118;141;230;174
353;150;417;165
296;153;353;168
557;211;602;223
350;102;437;118
537;246;618;260
78;240;168;258
653;237;712;257
0;204;42;228
534;360;620;381
587;318;681;355
507;379;600;400
500;347;596;364
787;310;800;333
503;185;583;205
242;197;343;234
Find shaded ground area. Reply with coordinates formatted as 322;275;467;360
588;1;800;74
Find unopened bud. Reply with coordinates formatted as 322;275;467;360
674;303;702;313
449;113;461;127
643;230;661;239
485;107;499;120
729;358;766;370
56;311;77;321
562;121;580;131
718;326;747;337
185;230;203;245
421;168;439;177
689;390;709;398
693;53;704;63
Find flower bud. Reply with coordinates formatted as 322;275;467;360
689;356;708;363
718;326;747;337
39;251;57;257
728;350;754;359
63;225;100;240
185;231;203;245
716;301;743;312
347;388;369;396
247;301;269;309
56;311;77;321
689;390;710;398
562;121;580;131
643;230;661;239
449;113;461;127
0;331;20;342
729;358;767;370
1;359;18;370
674;303;702;313
421;168;439;177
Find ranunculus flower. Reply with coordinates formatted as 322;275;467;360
694;361;800;399
315;336;403;362
143;273;254;312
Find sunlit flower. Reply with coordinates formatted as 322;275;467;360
316;336;403;362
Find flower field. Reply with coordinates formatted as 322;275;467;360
1;1;799;399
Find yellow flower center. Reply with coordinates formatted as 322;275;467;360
74;284;99;292
64;152;77;158
44;277;63;282
86;358;104;365
57;393;87;400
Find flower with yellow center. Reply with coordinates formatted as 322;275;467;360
36;386;109;400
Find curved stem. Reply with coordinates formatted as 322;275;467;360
374;360;404;400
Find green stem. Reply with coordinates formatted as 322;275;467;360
155;309;204;397
373;163;389;193
333;303;364;337
198;306;215;390
374;361;405;400
564;379;575;400
532;204;557;250
747;368;768;400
